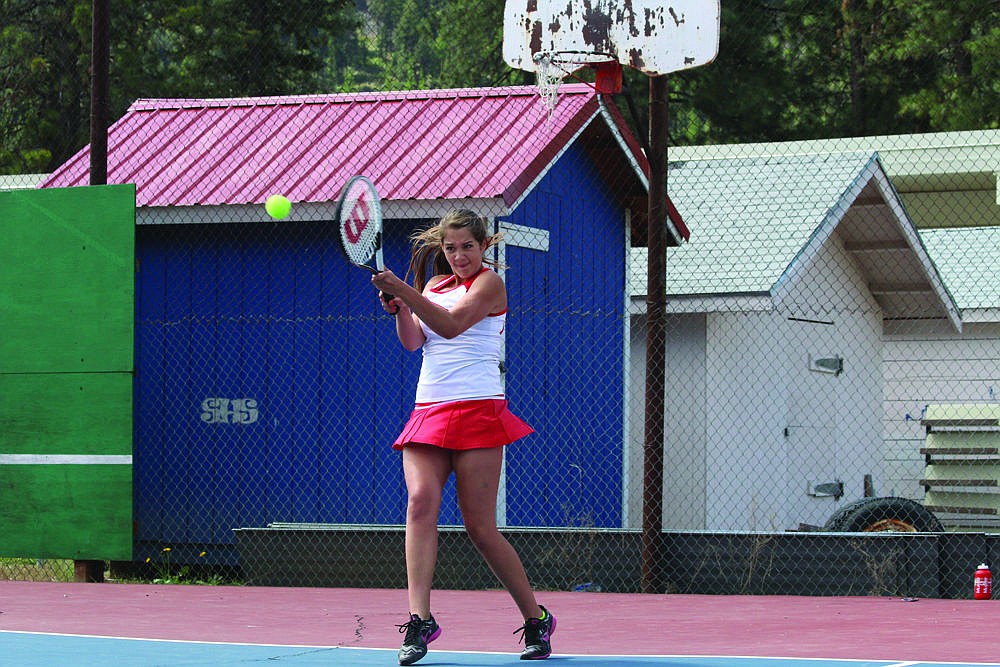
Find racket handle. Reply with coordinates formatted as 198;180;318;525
369;266;399;315
381;292;400;316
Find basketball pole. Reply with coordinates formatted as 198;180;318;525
641;74;669;594
89;0;110;187
77;0;111;584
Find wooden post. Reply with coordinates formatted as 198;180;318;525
75;560;106;583
640;74;669;593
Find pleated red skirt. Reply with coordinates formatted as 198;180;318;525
392;399;534;451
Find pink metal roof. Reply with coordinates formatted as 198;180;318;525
42;84;687;239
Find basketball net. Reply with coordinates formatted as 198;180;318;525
534;52;562;122
533;51;623;124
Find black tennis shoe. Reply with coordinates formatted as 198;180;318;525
514;606;555;660
396;613;441;665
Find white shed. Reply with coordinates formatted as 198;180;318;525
629;152;959;531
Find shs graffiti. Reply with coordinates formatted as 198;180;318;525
200;398;259;424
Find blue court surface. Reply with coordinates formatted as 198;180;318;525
3;585;997;666
3;632;997;667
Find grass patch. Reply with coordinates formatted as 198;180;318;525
0;557;76;582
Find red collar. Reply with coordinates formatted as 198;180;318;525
431;267;489;292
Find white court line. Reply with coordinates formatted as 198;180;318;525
0;630;342;648
0;454;132;465
2;632;998;667
2;634;998;666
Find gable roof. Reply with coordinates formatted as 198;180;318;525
631;152;960;329
919;226;1000;321
40;84;687;242
666;130;1000;197
666;131;1000;230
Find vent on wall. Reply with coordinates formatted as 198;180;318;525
809;354;843;376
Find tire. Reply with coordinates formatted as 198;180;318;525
823;496;943;533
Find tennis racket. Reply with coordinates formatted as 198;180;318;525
334;175;396;312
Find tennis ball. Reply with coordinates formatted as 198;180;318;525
265;194;291;220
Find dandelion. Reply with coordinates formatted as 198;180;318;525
142;545;215;585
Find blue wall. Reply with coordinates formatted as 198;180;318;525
504;144;625;529
133;143;626;561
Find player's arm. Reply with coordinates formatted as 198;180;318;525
373;270;505;340
391;300;426;351
375;273;425;351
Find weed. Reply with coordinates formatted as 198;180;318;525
145;547;216;584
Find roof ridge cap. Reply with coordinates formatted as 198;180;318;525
127;85;597;112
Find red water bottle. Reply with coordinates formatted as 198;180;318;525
974;563;992;600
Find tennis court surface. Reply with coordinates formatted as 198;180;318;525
1;581;996;666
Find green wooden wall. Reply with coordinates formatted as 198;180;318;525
0;184;135;560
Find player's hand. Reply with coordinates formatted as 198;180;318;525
379;292;403;315
371;268;401;292
372;270;402;315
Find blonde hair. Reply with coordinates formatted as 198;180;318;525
406;209;502;292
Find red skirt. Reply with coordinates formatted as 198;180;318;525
392;399;534;451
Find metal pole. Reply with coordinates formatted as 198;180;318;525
76;0;111;584
640;74;669;594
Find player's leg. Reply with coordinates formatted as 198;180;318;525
454;447;539;615
398;444;451;665
402;444;452;616
453;447;554;659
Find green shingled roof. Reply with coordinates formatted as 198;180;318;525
631;150;961;329
660;152;879;296
919;226;1000;311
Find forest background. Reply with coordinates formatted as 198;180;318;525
2;0;998;176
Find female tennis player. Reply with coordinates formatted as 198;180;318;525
370;210;554;665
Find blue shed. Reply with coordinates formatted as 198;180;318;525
42;85;688;563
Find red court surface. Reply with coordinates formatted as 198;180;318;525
1;581;997;663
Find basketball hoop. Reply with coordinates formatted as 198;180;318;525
532;50;623;120
503;0;719;597
504;0;721;78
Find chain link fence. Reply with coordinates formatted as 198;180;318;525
3;1;999;597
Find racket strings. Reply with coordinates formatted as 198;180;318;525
337;178;383;270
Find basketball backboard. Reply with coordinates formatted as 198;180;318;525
503;0;721;76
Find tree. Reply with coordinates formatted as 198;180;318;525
435;1;512;88
363;0;518;90
3;0;999;175
1;0;359;173
669;0;998;145
110;1;359;98
667;2;798;144
1;1;91;173
893;0;1000;130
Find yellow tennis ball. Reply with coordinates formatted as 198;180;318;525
265;194;291;220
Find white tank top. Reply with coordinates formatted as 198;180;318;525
415;269;505;403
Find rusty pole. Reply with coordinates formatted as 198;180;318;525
640;74;669;594
89;0;110;186
76;0;111;584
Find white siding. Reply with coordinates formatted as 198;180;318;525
626;313;709;531
629;235;887;531
701;236;884;531
882;320;1000;499
664;313;708;530
703;309;794;530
